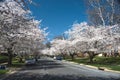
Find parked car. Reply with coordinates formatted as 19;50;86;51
25;58;36;65
0;65;6;70
53;56;63;60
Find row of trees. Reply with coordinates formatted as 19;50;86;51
0;0;47;65
42;22;120;62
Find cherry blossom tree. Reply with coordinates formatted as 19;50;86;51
47;38;78;60
0;0;30;65
13;20;47;62
0;0;47;65
50;39;69;55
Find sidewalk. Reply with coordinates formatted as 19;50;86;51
62;60;120;74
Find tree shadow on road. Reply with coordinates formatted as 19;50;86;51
22;60;65;70
2;72;120;80
2;59;120;80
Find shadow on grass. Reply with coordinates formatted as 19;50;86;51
2;72;120;80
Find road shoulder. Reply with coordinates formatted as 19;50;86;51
62;60;120;74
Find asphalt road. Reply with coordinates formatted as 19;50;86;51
1;57;120;80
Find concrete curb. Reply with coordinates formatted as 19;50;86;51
79;64;98;69
62;60;120;74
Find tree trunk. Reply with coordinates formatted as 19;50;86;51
89;56;93;63
102;53;107;57
35;58;38;62
62;55;65;59
88;52;94;63
19;57;23;63
7;48;13;66
70;54;74;61
61;53;65;59
35;55;38;62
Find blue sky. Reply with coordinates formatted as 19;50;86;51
29;0;87;40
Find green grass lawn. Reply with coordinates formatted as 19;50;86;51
0;56;25;67
65;57;120;71
0;56;8;63
0;57;25;75
0;70;8;75
0;61;25;75
11;58;25;68
0;56;8;60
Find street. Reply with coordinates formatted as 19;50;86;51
1;57;120;80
